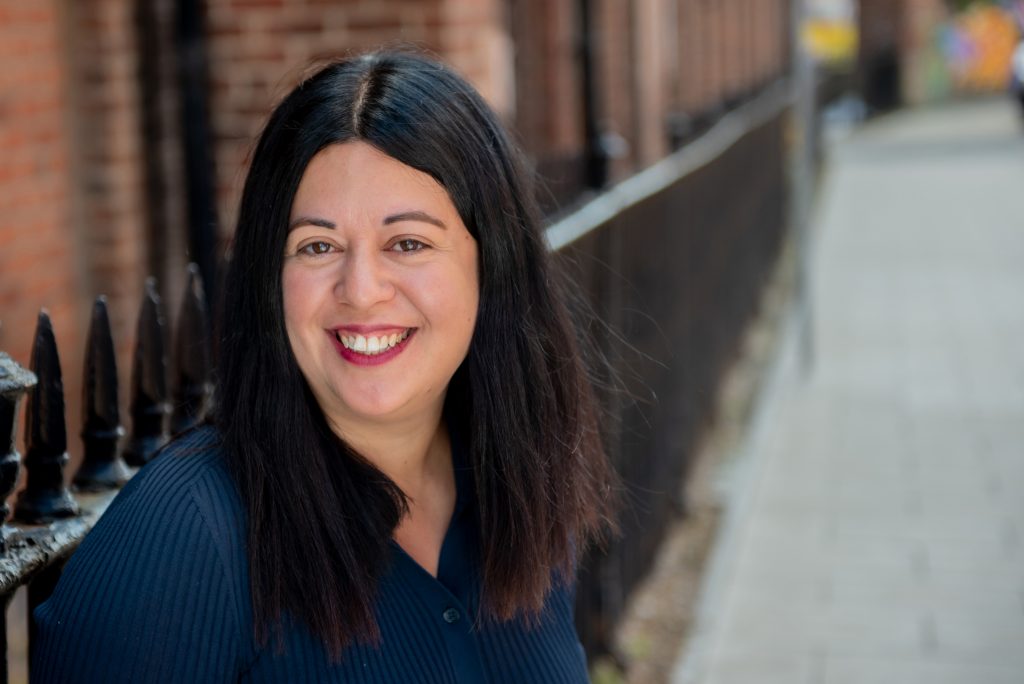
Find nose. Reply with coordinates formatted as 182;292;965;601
334;246;396;309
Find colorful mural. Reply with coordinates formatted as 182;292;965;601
940;1;1023;92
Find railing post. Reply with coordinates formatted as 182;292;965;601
0;354;37;550
578;0;610;190
74;297;130;491
123;278;171;466
13;312;79;523
171;263;213;434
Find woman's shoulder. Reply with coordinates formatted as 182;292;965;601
100;423;247;570
110;424;241;520
31;424;253;682
71;423;247;582
129;423;230;489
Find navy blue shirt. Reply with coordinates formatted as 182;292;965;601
32;427;590;682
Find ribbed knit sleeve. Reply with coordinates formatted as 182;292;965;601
31;428;250;684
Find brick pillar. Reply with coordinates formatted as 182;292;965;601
509;0;586;209
517;0;582;156
64;0;149;438
633;0;669;166
0;0;87;456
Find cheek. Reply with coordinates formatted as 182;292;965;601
281;267;320;344
464;273;480;328
411;267;477;335
449;270;480;345
455;236;480;326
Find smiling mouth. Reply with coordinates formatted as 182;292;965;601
334;329;412;356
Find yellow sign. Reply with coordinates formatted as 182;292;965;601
803;20;858;65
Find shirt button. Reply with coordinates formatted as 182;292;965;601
442;607;461;624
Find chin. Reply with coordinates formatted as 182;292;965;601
333;390;416;424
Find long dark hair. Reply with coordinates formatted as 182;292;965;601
216;50;617;656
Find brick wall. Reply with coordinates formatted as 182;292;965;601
0;0;171;466
511;0;582;157
0;0;795;470
64;0;149;412
0;0;85;451
204;0;512;237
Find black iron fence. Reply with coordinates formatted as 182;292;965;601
0;266;212;683
563;82;792;656
0;83;793;681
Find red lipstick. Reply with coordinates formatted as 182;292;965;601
328;328;416;366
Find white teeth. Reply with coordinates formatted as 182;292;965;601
339;329;411;355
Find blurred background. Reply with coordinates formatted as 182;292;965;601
1;0;1022;682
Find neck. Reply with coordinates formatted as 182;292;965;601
329;405;451;500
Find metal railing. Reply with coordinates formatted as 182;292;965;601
563;81;793;658
0;266;212;683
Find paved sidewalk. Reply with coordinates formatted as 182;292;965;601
673;98;1024;684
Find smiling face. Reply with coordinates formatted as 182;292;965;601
282;141;479;434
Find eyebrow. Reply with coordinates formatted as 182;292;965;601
383;210;447;229
288;210;447;232
288;216;336;232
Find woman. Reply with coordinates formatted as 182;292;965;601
33;50;616;682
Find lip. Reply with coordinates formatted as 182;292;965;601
328;328;416;366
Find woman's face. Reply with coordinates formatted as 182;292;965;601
282;142;479;430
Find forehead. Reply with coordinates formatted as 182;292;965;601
291;142;456;219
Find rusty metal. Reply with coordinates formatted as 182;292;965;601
0;484;119;683
0;354;36;552
123;278;171;466
74;297;131;491
13;312;79;523
171;263;212;434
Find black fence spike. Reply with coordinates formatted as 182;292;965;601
75;297;130;491
14;311;79;523
123;279;170;466
0;353;36;550
171;264;213;434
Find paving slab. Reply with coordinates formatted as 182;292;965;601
673;98;1024;684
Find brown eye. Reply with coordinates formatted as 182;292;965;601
391;239;427;253
299;241;334;256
